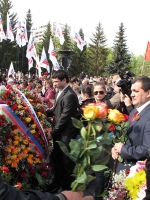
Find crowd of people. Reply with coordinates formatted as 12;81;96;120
1;69;150;200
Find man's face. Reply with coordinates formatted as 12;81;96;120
52;78;66;90
131;81;150;107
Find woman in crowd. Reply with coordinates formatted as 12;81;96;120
72;84;82;104
93;82;108;103
41;79;56;109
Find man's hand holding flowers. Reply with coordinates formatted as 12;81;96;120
112;142;124;160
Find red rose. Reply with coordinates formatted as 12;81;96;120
27;164;33;169
5;100;11;105
30;168;36;174
109;124;115;131
12;125;17;130
41;162;47;169
6;132;12;138
41;171;47;177
16;182;22;190
34;134;39;139
39;140;44;145
123;114;129;122
1;166;9;174
20;172;27;178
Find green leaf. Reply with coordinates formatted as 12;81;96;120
92;120;103;132
91;165;108;171
71;180;78;191
69;139;82;162
86;140;97;150
76;183;86;191
77;171;87;183
72;117;83;129
80;127;87;140
86;175;95;182
95;155;110;166
56;141;74;161
116;126;121;131
35;172;46;186
118;155;123;162
91;124;96;138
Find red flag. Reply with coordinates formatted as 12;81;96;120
144;41;150;60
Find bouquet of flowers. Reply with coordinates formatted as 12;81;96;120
0;86;53;191
104;160;147;200
57;102;129;191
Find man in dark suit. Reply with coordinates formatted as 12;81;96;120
46;70;79;190
0;176;93;200
112;76;150;173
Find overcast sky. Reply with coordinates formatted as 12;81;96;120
12;0;150;56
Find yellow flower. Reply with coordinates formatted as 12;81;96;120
11;155;17;160
18;105;23;110
108;109;125;124
25;117;32;123
31;124;36;129
13;140;19;145
34;158;41;164
30;129;36;134
42;114;46;118
23;140;29;145
82;104;99;120
37;112;42;117
28;99;33;102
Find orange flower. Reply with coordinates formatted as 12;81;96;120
21;145;26;150
30;129;36;134
11;161;18;168
18;154;23;160
5;147;11;153
34;158;41;164
26;147;31;152
12;129;18;134
13;140;19;146
27;158;34;164
108;109;125;124
11;155;17;160
5;160;12;165
95;102;108;118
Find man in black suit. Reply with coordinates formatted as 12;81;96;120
112;76;150;173
46;70;79;190
0;176;93;200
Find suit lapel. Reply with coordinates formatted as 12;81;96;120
53;86;70;109
128;103;150;133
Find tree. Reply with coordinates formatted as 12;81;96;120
26;9;33;40
62;24;72;50
0;0;18;71
89;22;108;76
105;23;131;75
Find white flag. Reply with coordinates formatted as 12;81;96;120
51;57;60;71
73;32;86;51
26;35;37;59
40;47;50;73
28;57;33;71
48;38;57;61
8;62;15;77
7;13;14;42
55;22;64;45
21;21;28;47
0;14;6;42
16;21;22;47
36;55;42;78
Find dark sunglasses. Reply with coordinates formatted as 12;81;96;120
94;91;105;95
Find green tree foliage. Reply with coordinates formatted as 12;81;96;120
62;24;72;50
129;53;143;76
26;9;33;40
105;23;131;75
0;0;18;71
88;22;108;76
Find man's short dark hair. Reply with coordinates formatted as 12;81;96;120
132;76;150;92
52;70;69;83
70;76;79;83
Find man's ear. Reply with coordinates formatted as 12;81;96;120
147;90;150;98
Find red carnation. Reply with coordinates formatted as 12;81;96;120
11;104;18;111
41;171;47;177
34;134;39;139
20;172;27;178
6;132;12;138
1;166;9;174
27;163;33;169
109;124;115;131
